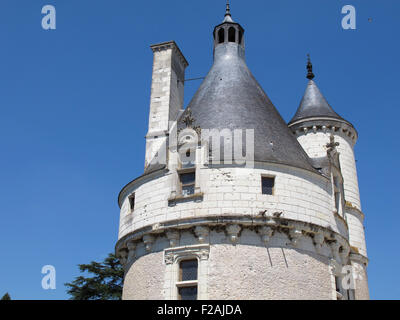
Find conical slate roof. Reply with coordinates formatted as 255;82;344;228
177;14;315;172
289;80;344;125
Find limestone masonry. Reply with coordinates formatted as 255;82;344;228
115;4;369;300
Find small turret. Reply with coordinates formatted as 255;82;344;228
289;56;369;299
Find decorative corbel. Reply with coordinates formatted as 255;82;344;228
118;249;128;266
164;252;174;265
339;245;350;262
127;240;136;261
143;234;155;252
290;229;302;247
194;226;210;244
331;241;341;261
166;230;180;248
314;232;325;253
258;226;273;246
226;224;241;245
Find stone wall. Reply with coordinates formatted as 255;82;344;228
118;164;347;242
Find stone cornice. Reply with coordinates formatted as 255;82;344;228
289;118;358;144
115;215;351;266
150;40;189;68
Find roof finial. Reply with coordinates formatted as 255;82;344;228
223;0;234;22
307;54;315;80
225;0;231;17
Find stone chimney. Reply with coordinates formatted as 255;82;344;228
145;41;188;169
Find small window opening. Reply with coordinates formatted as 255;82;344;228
218;28;225;44
179;171;195;197
238;30;243;45
333;176;341;214
177;259;198;300
262;177;275;195
128;193;135;212
228;27;236;42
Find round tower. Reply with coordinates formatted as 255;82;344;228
288;56;369;299
116;5;367;300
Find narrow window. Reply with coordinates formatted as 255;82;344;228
128;193;135;212
218;28;225;43
262;177;275;195
179;171;195;197
228;27;236;42
238;30;243;45
335;276;340;293
177;259;198;300
333;176;341;214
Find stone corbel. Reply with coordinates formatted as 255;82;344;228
314;232;325;253
194;226;210;244
199;248;210;261
330;241;341;261
164;252;174;265
226;224;241;244
339;244;350;262
258;226;273;246
127;240;136;261
143;234;155;252
290;229;302;247
118;249;128;266
322;125;327;134
166;230;180;248
313;125;317;133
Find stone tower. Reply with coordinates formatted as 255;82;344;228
116;5;369;300
288;56;369;299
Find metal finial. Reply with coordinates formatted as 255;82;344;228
225;0;231;16
307;54;315;80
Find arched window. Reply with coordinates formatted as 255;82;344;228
218;28;225;43
228;27;236;42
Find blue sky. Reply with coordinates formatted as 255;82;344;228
0;0;398;300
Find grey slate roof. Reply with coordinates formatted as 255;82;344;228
289;80;344;125
177;39;316;172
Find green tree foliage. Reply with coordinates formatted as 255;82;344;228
65;253;124;300
1;293;11;300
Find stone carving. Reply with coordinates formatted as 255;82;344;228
199;249;210;261
314;232;325;253
194;226;210;244
118;249;128;266
290;229;302;247
163;244;210;265
326;134;340;154
127;240;136;261
179;108;201;136
258;226;273;245
164;252;174;265
166;230;180;248
226;224;241;244
143;234;155;252
330;241;341;261
339;245;350;262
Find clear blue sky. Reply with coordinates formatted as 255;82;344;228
0;0;398;300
